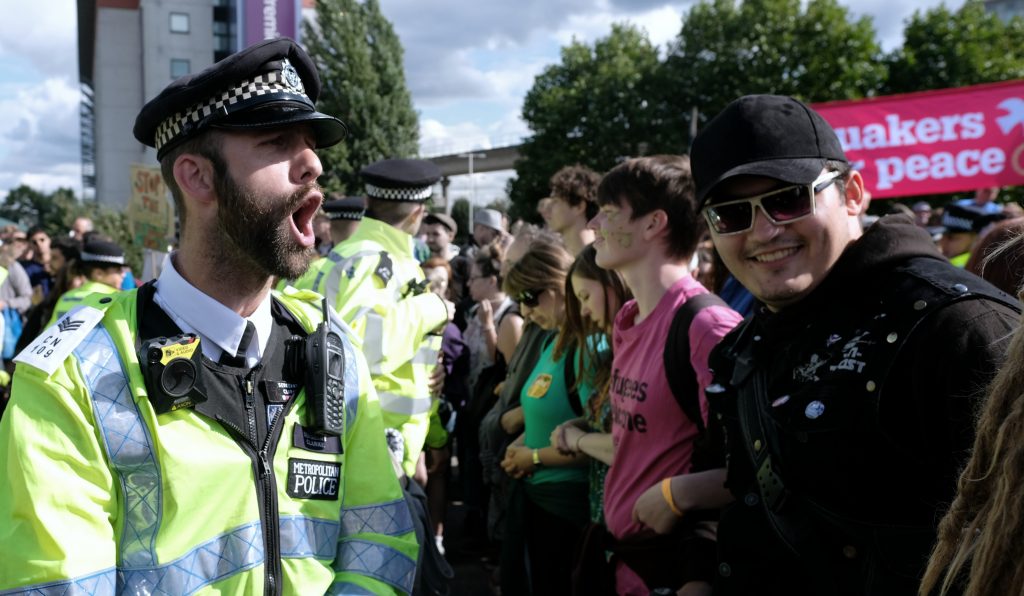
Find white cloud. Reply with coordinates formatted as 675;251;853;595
0;0;78;77
0;76;82;195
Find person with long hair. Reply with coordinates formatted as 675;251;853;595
499;241;595;596
550;243;630;523
921;233;1024;596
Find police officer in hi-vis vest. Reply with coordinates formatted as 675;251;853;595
0;38;417;595
298;159;453;481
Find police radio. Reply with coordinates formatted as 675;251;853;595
139;334;208;414
287;298;345;437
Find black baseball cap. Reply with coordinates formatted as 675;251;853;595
134;38;347;160
692;94;848;205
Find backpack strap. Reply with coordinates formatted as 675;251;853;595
664;292;728;433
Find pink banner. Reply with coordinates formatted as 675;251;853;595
812;80;1024;198
242;0;299;49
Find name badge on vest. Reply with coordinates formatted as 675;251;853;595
263;380;299;403
287;457;341;500
293;423;343;454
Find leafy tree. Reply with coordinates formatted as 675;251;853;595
450;198;471;246
884;0;1024;94
304;0;419;193
509;24;671;221
664;0;885;146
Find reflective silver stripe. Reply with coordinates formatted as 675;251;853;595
334;320;361;429
340;498;414;537
333;539;416;594
75;325;162;568
280;515;340;559
412;344;440;366
118;522;264;594
320;250;380;311
0;567;116;595
363;312;385;375
350;306;374;324
325;582;378;596
378;391;432;416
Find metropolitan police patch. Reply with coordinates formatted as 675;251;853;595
287;458;341;500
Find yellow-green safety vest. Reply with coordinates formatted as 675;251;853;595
294;218;447;476
0;286;418;595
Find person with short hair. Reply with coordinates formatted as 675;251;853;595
309;158;454;481
544;165;601;255
0;38;416;594
19;226;53;299
690;94;1019;595
590;154;742;595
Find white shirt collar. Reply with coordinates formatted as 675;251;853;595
152;252;273;366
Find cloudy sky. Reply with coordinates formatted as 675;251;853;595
0;0;964;204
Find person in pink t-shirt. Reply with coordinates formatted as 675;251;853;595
589;155;742;596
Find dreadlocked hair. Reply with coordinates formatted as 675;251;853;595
554;244;631;429
921;235;1024;596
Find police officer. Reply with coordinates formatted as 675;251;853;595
682;95;1021;595
46;238;126;325
0;38;417;594
284;195;366;292
297;159;453;480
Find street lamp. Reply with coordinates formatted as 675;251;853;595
458;151;487;225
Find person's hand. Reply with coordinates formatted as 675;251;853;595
477;299;494;329
632;479;683;535
428;358;445;398
501;445;534;479
443;299;456;322
500;406;524;434
563;426;587;455
426;445;450;475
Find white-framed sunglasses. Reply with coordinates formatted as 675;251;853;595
703;171;843;236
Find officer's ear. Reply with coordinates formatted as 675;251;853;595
173;152;217;207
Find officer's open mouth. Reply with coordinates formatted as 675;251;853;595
290;193;321;248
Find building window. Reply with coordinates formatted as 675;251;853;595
170;12;190;33
170;59;190;79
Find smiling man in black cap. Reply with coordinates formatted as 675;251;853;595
306;158;453;484
0;38;417;595
676;94;1021;595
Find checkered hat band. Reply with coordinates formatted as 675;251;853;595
80;252;125;265
365;183;433;201
154;69;311;152
328;212;364;221
943;215;974;231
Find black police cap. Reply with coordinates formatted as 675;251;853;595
323;195;367;221
134;37;346;160
80;239;126;266
360;159;442;202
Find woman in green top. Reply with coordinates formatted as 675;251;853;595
499;240;593;596
551;244;631;525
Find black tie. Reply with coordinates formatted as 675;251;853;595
220;321;255;367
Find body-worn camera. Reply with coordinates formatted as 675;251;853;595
139;334;208;414
286;298;345;437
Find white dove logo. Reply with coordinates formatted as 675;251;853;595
996;98;1024;135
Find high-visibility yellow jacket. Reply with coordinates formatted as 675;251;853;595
297;218;447;477
47;279;121;327
0;287;418;595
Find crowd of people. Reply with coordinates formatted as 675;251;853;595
1;36;1023;596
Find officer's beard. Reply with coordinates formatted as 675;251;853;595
214;171;320;281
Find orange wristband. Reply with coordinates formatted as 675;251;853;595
662;478;683;517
